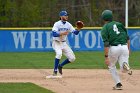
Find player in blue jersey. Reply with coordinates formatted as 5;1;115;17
47;10;81;78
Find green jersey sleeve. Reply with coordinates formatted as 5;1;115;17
101;25;109;46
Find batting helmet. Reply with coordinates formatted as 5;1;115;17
59;11;68;16
101;10;113;21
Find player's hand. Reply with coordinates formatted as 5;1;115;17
60;31;69;35
76;28;81;31
105;57;110;66
129;49;131;55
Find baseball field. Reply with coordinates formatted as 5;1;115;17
0;51;140;93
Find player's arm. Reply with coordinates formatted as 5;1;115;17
104;42;110;66
127;36;130;55
127;36;130;50
104;42;109;56
126;29;130;51
52;31;68;37
101;29;110;66
122;24;130;54
52;23;68;37
68;23;80;35
52;23;60;37
72;30;80;35
52;31;60;37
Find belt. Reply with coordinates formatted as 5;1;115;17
54;40;66;42
110;43;127;46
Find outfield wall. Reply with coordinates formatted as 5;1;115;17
0;28;140;52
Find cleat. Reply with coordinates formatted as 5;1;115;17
123;62;130;71
113;83;123;90
46;71;62;79
123;62;132;75
58;65;63;75
53;71;57;76
128;70;132;75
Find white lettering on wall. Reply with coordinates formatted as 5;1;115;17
45;31;52;48
12;32;27;48
71;32;82;48
30;31;43;48
85;31;96;48
97;31;102;48
11;30;103;51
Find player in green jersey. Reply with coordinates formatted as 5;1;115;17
101;10;132;90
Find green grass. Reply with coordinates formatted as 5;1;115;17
0;51;139;69
0;52;55;69
0;83;54;93
129;51;140;69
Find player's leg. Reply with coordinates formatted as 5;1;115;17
108;46;122;89
58;58;70;75
118;45;132;75
61;43;75;65
58;43;75;74
52;41;63;75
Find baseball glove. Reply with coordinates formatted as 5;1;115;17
76;21;84;29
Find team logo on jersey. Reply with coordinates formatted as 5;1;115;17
58;28;69;31
130;32;140;49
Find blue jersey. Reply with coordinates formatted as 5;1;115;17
52;20;75;41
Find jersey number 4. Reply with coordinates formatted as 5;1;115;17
113;24;120;34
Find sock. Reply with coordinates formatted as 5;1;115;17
54;58;60;72
59;59;70;67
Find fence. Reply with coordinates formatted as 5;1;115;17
0;28;140;52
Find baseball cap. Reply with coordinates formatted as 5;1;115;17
59;11;68;16
101;10;113;21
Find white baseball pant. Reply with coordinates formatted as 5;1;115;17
52;40;75;62
108;44;129;84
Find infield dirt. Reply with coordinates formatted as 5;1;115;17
0;69;139;93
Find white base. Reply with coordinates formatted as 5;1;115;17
46;75;62;79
